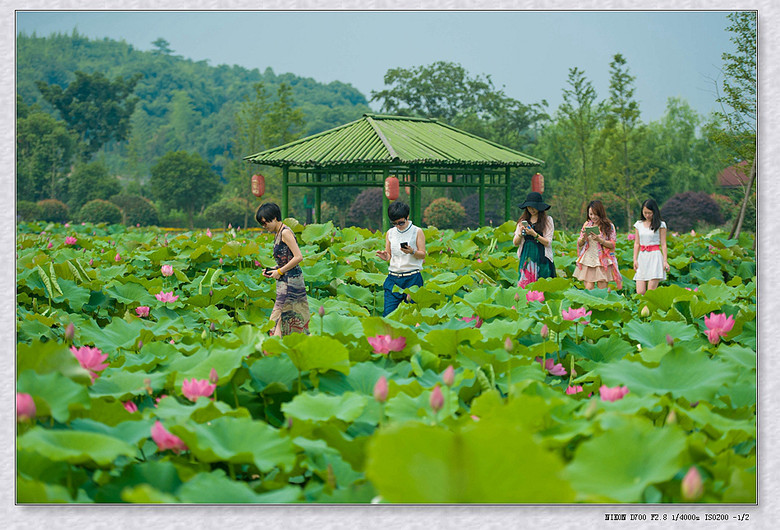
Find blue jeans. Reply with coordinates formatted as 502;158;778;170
383;272;423;317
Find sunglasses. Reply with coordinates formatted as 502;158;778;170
392;219;407;226
258;219;268;226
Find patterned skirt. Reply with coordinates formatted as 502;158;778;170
270;274;310;335
518;240;556;287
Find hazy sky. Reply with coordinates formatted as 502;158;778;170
17;10;736;123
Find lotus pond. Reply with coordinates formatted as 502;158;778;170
16;220;756;503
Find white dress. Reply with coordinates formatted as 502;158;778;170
634;220;667;281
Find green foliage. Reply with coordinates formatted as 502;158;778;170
150;151;221;229
17;200;42;222
423;197;466;229
36;198;69;223
347;188;383;231
78;199;122;225
36;70;141;160
109;193;159;226
67;161;122;212
204;197;255;229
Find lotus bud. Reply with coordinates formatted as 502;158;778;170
504;337;513;352
201;329;208;339
373;376;388;403
209;368;218;385
430;385;444;412
115;253;121;262
219;258;223;264
47;242;52;249
319;305;325;317
640;306;650;317
470;415;480;422
666;409;677;425
666;334;674;346
514;292;520;302
89;259;94;267
210;322;216;332
681;467;703;501
209;289;213;297
540;324;549;339
442;365;455;387
584;398;599;419
287;417;293;429
64;323;75;341
137;340;143;350
16;393;36;422
690;401;699;408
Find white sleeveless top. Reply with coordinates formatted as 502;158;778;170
388;222;424;273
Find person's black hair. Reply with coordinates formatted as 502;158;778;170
388;201;410;222
641;199;662;232
255;202;282;225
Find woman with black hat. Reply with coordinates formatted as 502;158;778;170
512;192;556;287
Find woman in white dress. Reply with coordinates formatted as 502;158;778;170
632;199;669;295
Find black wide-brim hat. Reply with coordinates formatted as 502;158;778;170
518;192;551;211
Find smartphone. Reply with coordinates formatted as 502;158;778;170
400;242;410;249
520;220;529;227
263;267;275;276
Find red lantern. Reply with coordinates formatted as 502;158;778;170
384;176;399;201
251;174;265;197
532;173;545;193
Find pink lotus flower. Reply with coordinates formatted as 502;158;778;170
88;258;94;267
64;222;70;228
526;290;545;303
442;365;455;387
703;312;735;345
681;467;703;501
17;393;36;422
562;307;592;323
254;260;261;267
181;378;216;402
64;236;77;245
219;258;223;264
65;323;75;341
373;376;388;403
115;253;121;262
690;230;696;236
599;385;630;402
151;421;188;454
504;337;514;352
470;415;480;421
47;242;52;249
540;324;549;339
161;264;174;277
476;258;482;263
367;334;407;355
626;233;636;240
123;401;138;413
70;345;109;381
565;385;584;395
535;356;567;376
209;368;219;385
206;228;212;237
135;306;150;318
461;316;483;328
155;291;179;303
430;385;444;413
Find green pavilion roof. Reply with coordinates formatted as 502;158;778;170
244;113;544;168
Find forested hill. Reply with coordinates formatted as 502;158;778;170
17;30;372;177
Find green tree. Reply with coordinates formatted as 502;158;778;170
602;53;654;223
558;67;604;214
150;151;221;229
36;70;142;159
263;83;305;148
712;11;756;238
16;95;77;202
151;38;173;55
67;160;122;212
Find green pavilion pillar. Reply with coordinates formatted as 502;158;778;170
479;170;485;226
282;166;289;219
315;172;322;223
505;167;512;222
382;168;390;232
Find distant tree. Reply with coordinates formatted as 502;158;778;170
67;160;122;212
347;188;383;230
558;67;605;214
16;96;77;202
151;38;173;55
263;82;305;148
424;198;466;229
601;53;655;224
150;151;221;229
712;11;756;239
36;70;142;159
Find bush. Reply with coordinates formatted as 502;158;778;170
660;191;724;232
423;197;466;229
710;193;737;222
79;199;122;225
347;188;383;231
460;193;504;229
17;200;42;222
110;193;159;226
37;199;70;223
204;197;255;229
